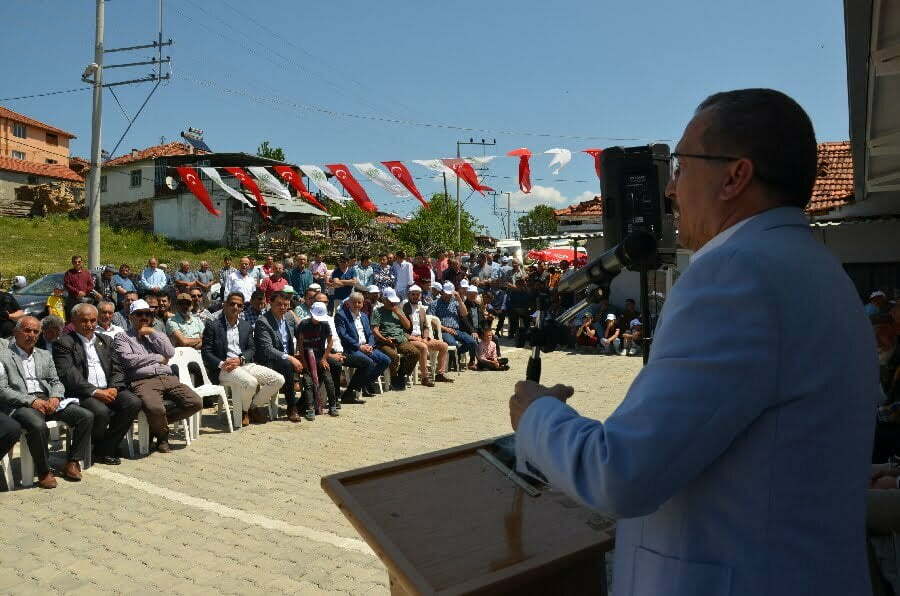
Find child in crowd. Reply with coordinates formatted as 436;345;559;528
46;285;66;320
476;327;509;371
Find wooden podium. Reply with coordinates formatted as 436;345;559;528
322;438;615;595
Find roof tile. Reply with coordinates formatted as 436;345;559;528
103;141;208;167
0;106;76;138
0;157;84;182
807;141;854;216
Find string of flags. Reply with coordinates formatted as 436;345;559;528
172;146;604;219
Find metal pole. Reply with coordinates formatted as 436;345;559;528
456;142;461;249
506;192;511;240
87;0;105;270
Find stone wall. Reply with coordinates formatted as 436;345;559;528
0;176;85;217
101;199;153;231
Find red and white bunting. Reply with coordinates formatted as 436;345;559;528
247;166;292;202
382;161;428;207
223;167;270;220
175;166;221;216
507;148;532;194
582;148;604;181
326;164;377;213
272;166;328;212
441;158;493;195
200;167;253;207
544;148;572;175
300;165;346;202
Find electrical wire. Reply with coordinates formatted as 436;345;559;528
0;87;90;102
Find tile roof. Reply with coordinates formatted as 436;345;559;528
0;156;84;182
103;141;208;167
0;106;76;138
554;195;603;218
553;142;854;219
375;213;408;226
807;141;854;216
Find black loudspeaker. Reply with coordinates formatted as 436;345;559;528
600;144;675;251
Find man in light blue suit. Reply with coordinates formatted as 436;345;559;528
511;89;880;596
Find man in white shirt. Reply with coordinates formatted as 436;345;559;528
0;316;94;488
95;301;125;339
54;303;142;466
402;285;453;384
226;256;258;302
392;251;414;299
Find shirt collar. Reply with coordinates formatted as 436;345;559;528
689;213;762;264
76;332;96;346
11;343;33;359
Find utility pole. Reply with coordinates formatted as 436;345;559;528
83;0;172;269
86;0;105;270
489;190;514;238
455;138;496;249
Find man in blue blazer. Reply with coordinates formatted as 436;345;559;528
335;292;390;400
254;291;303;423
511;89;880;596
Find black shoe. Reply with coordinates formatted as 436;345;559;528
304;409;316;421
363;383;378;397
342;390;366;405
95;454;122;465
340;388;355;402
328;406;340;417
390;381;406;391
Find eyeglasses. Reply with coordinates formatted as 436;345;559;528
226;302;245;309
670;152;742;180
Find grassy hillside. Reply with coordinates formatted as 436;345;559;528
0;215;230;282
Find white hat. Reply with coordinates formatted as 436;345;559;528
310;301;330;321
383;288;401;303
871;290;887;299
12;275;26;289
501;256;510;263
366;284;380;294
459;279;469;288
606;313;617;321
308;283;322;291
130;299;152;314
630;318;642;327
466;286;478;294
441;281;455;294
408;284;422;293
431;281;443;290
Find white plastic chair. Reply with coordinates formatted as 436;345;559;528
132;410;192;456
429;315;460;375
19;420;91;488
170;347;236;436
1;451;13;491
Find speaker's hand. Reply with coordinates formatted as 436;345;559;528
510;381;574;431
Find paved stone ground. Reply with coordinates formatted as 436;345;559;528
0;343;642;595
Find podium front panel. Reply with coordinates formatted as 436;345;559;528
323;439;614;595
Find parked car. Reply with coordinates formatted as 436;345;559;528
12;272;65;317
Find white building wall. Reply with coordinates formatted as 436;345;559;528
153;193;229;243
99;160;156;205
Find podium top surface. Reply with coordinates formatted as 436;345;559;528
322;438;614;595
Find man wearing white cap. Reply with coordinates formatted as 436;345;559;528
428;282;478;370
425;281;443;307
622;318;643;357
597;313;623;355
867;290;889;321
402;285;452;385
114;299;202;452
372;288;422;390
362;284;381;316
296;302;339;418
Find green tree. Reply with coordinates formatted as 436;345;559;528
256;141;285;162
396;193;479;255
517;204;558;249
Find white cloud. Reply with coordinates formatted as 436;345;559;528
507;185;597;211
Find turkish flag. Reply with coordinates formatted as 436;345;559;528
325;164;377;212
442;159;493;195
175;167;220;216
224;167;270;220
381;161;428;207
272;166;328;212
507;148;532;194
583;149;604;181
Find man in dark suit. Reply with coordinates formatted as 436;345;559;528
53;303;142;465
202;292;283;426
254;291;303;423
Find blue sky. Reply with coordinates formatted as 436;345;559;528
2;1;848;236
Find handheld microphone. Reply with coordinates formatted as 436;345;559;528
556;231;657;294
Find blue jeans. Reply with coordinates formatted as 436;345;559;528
345;348;391;389
442;330;477;361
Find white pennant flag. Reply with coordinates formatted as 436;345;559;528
412;159;457;180
353;163;410;197
247;166;292;201
544;148;572;175
299;165;347;202
465;155;496;167
200;167;253;207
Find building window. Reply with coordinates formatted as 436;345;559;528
12;123;26;138
27;175;38;184
11;150;25;160
46;133;58;146
100;175;107;192
45;158;58;164
130;169;142;187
